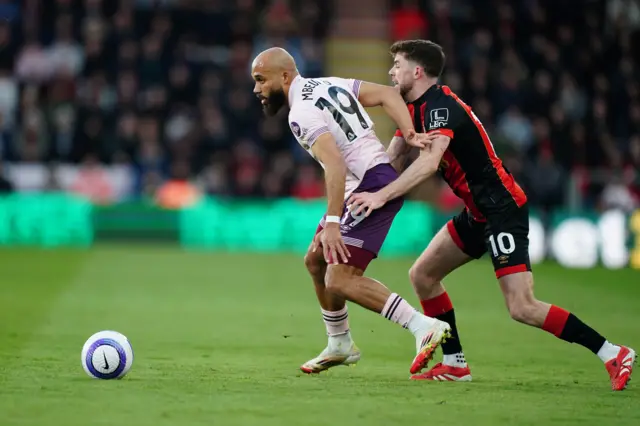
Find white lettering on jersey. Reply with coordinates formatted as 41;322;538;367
429;108;449;130
287;76;390;197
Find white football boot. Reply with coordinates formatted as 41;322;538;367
409;319;451;375
300;332;361;374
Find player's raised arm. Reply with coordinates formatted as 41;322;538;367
311;133;346;220
347;132;450;217
384;132;449;197
356;81;426;149
387;135;413;172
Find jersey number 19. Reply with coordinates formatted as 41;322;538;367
315;86;369;142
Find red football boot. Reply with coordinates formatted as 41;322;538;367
605;346;636;391
411;362;472;381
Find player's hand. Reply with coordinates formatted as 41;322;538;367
346;191;386;217
404;129;431;149
319;223;350;265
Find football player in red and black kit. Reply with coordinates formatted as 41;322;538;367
347;40;635;390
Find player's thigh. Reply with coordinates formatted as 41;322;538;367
484;206;532;282
411;210;484;282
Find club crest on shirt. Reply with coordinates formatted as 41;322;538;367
290;121;301;137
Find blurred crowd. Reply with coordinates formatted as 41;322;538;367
0;0;639;213
392;0;640;213
0;0;329;204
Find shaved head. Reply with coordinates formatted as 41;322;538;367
252;47;297;74
251;47;299;116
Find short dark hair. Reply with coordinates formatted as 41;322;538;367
390;40;445;78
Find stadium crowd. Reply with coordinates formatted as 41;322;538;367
0;0;639;212
0;0;330;204
392;0;640;213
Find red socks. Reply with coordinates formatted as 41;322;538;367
542;305;607;354
421;292;462;355
542;305;570;337
420;291;454;317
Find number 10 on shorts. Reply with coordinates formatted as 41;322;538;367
489;232;516;257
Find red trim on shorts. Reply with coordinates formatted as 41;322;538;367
446;220;465;252
495;264;528;278
542;305;570;337
420;292;454;317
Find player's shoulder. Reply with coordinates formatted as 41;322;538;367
421;85;471;132
290;75;359;112
322;75;355;87
291;76;330;105
288;80;323;126
425;85;468;116
426;85;461;104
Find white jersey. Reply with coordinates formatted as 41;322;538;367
287;75;390;197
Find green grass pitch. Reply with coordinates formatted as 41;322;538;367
0;246;638;426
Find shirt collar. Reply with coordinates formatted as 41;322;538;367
288;74;302;107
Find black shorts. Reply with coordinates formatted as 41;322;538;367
446;205;532;278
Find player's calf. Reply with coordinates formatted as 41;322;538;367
324;263;450;373
305;243;345;312
407;224;474;374
500;271;554;327
324;263;390;312
301;241;359;374
500;270;636;390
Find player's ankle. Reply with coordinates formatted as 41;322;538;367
381;293;428;330
443;352;467;368
322;306;350;336
328;331;354;351
406;311;438;336
597;341;621;363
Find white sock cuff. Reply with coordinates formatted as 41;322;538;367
382;293;402;320
321;306;348;320
597;340;620;362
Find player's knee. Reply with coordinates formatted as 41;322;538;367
507;298;538;325
304;252;324;279
324;265;353;296
408;263;440;290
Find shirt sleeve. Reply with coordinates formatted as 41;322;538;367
289;103;330;149
426;95;465;139
327;77;363;98
348;79;363;98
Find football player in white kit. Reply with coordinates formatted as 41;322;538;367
251;47;450;375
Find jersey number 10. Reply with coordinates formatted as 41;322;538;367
315;86;369;142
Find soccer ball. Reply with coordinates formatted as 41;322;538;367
81;330;134;379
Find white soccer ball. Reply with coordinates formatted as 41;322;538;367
81;330;134;379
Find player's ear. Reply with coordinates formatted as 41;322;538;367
414;66;423;80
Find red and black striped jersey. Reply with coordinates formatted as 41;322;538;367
395;85;527;221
